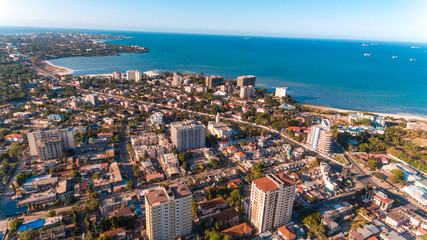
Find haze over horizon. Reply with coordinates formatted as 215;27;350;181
1;0;427;42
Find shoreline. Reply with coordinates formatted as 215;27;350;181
41;60;74;75
303;104;427;122
43;59;427;123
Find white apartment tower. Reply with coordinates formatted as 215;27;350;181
240;85;255;98
126;70;142;82
275;87;288;98
171;120;206;152
145;184;193;240
237;75;256;88
307;126;333;154
249;173;297;233
172;72;183;87
27;128;76;160
86;94;99;106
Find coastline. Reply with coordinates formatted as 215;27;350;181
43;60;427;123
41;60;74;75
303;104;427;122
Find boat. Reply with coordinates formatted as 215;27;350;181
364;53;371;56
410;59;416;61
392;56;398;59
411;46;420;49
362;44;369;46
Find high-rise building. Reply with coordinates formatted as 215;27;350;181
237;75;256;88
145;184;193;240
171;121;206;152
126;70;142;82
205;75;224;88
275;87;288;98
86;94;99;106
172;72;183;87
27;128;76;160
112;71;121;80
249;173;296;233
240;85;255;98
307;126;333;154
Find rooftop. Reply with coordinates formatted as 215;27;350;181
253;177;279;192
146;189;169;205
222;222;253;238
170;184;192;199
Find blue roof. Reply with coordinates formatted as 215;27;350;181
135;204;143;217
4;201;27;217
18;219;45;232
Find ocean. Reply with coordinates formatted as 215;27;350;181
1;26;427;115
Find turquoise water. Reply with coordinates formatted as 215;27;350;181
1;27;427;115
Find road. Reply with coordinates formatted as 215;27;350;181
0;155;29;220
120;125;137;185
344;151;426;215
31;61;425;215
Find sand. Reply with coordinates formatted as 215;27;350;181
303;104;427;122
40;60;74;75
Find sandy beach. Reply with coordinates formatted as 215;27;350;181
82;73;113;78
40;60;74;75
303;104;427;122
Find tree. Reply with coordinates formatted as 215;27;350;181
126;181;135;190
367;158;380;170
9;218;24;232
227;189;243;207
391;169;404;179
192;199;198;216
373;172;383;180
11;183;16;194
92;172;101;179
86;199;101;212
46;210;56;217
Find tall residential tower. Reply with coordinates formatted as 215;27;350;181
249;173;296;233
145;184;193;240
171;120;206;152
306;126;333;154
27;128;76;160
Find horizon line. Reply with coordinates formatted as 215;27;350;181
1;25;427;45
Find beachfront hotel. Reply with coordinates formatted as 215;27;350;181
249;173;296;233
275;87;288;98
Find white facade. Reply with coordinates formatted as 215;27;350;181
145;185;192;240
27;128;76;160
126;70;142;82
86;94;99;106
275;87;288;98
249;173;296;233
171;121;206;152
307;126;333;154
240;85;255;98
150;112;164;125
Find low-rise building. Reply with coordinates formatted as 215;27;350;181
366;190;394;210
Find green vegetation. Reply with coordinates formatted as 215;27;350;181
204;231;232;240
373;172;383;180
388;169;404;183
46;210;57;217
207;186;244;208
367;157;380;170
301;211;327;239
9;218;24;232
337;127;427;173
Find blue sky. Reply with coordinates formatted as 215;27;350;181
2;0;427;42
